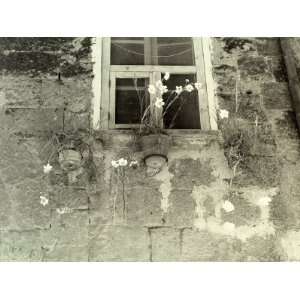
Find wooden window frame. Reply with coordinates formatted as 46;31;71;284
92;37;217;131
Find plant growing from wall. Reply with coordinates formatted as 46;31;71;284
111;157;138;222
134;73;203;172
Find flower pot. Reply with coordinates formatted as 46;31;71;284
58;149;82;171
140;134;171;168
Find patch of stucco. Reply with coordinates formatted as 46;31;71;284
192;182;278;241
154;163;174;214
281;231;300;261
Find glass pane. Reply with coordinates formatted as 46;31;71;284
111;37;145;65
157;37;194;66
110;37;195;66
115;78;149;124
162;74;200;129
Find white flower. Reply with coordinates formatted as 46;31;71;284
219;109;229;119
160;85;168;94
154;97;165;109
111;160;119;168
148;84;156;94
129;160;138;168
40;195;49;206
118;158;128;167
194;82;203;90
43;163;53;174
155;80;168;94
258;196;272;206
222;200;235;212
185;84;194;92
175;86;183;95
163;72;170;81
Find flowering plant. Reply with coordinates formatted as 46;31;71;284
111;157;138;221
134;72;203;135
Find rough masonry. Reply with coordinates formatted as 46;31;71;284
0;37;300;261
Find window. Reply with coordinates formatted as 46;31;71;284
93;37;216;130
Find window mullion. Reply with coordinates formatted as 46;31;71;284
151;71;163;128
151;37;158;65
144;38;152;65
193;37;211;130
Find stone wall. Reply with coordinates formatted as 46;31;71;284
0;37;299;261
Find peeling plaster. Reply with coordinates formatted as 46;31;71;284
191;182;279;241
281;231;300;261
153;164;174;214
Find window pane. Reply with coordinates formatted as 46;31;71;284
162;74;200;129
111;37;145;65
115;78;149;124
110;37;195;66
157;37;195;66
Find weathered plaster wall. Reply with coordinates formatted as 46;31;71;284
0;37;299;261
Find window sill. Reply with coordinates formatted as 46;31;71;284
95;128;219;136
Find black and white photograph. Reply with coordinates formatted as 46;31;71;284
1;1;300;299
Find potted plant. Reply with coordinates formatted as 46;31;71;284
135;73;203;170
58;136;83;171
42;131;90;172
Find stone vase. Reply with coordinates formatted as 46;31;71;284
140;134;171;168
58;149;82;171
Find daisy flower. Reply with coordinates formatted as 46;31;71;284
185;84;194;92
219;109;229;119
154;98;165;109
43;162;53;174
40;195;49;206
118;158;128;167
148;84;156;94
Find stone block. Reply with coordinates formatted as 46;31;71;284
0;37;73;52
275;138;300;162
151;227;181;261
237;94;267;122
169;158;214;190
239;235;284;261
88;189;113;226
0;51;59;74
262;82;292;110
42;245;89;261
256;38;281;56
6;179;51;230
51;186;89;210
125;187;163;226
0;178;11;229
64;111;90;132
166;189;195;228
0;229;44;261
3;107;64;135
238;56;268;76
181;229;242;261
88;225;150;261
273;111;299;139
270;162;300;231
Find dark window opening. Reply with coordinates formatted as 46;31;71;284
162;74;200;129
115;78;149;124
